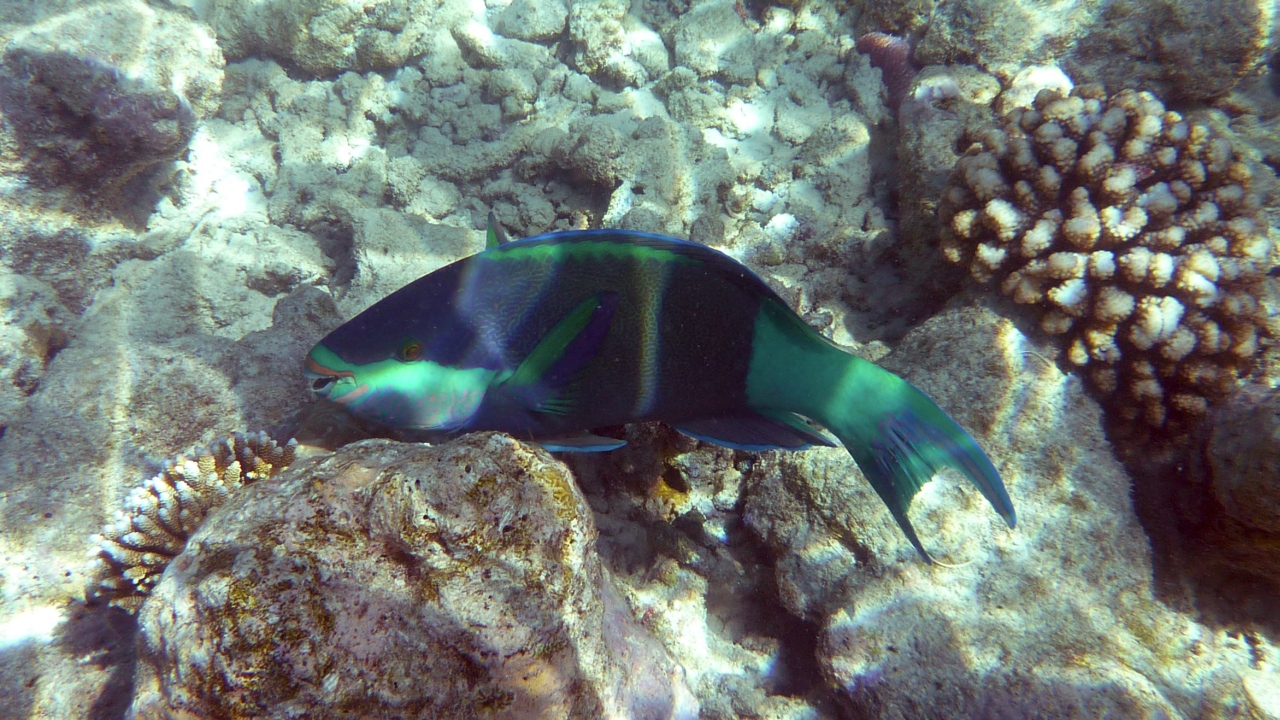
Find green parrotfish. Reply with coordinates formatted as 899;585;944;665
305;220;1016;562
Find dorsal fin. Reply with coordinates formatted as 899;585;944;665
486;211;510;250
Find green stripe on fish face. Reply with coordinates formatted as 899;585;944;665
305;343;500;429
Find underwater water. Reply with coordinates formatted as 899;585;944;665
0;0;1278;717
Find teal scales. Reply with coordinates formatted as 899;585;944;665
305;225;1017;562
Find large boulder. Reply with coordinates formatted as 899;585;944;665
130;434;699;719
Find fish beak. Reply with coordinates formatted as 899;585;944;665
304;347;357;401
308;373;339;399
304;359;340;399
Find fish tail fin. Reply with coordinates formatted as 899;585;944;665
823;358;1016;563
748;300;1015;563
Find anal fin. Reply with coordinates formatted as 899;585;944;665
539;432;627;452
675;412;837;451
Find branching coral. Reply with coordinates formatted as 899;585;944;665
86;431;297;612
940;84;1276;435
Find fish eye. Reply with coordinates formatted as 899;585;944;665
399;341;423;361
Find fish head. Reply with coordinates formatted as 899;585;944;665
303;259;506;430
305;339;495;430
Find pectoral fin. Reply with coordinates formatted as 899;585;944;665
539;432;627;452
499;292;619;414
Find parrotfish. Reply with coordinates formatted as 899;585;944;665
305;219;1016;562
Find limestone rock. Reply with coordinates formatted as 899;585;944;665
1175;383;1280;587
911;0;1100;77
0;273;66;428
569;0;668;87
130;434;699;719
1066;0;1272;103
670;0;755;86
1;0;224;118
865;0;1270;102
1208;384;1280;533
496;0;568;43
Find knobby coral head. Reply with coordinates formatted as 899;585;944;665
939;83;1275;439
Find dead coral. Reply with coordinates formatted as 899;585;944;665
86;431;297;612
940;84;1276;436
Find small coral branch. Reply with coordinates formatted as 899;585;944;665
86;431;297;612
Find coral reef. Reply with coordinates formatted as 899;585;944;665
939;84;1275;436
855;0;1271;102
198;0;469;75
129;434;698;719
2;0;1276;716
86;431;297;612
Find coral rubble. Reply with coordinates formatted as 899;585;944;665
940;84;1275;436
129;434;698;719
86;431;296;612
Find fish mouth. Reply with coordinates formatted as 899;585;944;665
305;355;357;401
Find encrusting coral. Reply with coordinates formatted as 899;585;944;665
939;84;1276;436
86;431;297;612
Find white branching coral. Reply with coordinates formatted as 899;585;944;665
940;84;1276;434
86;431;297;612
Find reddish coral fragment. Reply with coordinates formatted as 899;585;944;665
856;31;918;112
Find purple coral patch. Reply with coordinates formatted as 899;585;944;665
856;32;919;112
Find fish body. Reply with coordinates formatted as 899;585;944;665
305;228;1016;561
